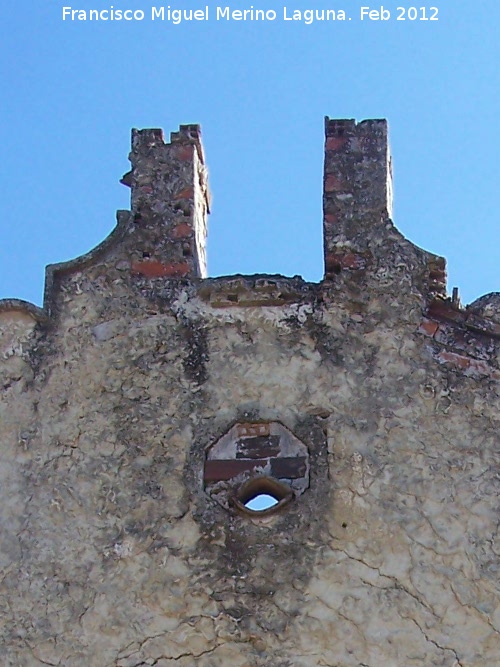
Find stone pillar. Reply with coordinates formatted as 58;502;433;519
323;117;393;277
122;124;210;280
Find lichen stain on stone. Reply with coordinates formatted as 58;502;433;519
182;321;209;384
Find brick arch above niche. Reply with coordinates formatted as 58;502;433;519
203;421;310;514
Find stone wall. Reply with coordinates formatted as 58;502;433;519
0;119;498;667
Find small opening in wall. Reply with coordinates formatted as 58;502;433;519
232;477;293;517
244;494;279;511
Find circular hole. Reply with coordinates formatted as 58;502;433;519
244;494;279;512
232;477;293;517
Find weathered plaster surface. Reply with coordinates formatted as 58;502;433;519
0;120;498;666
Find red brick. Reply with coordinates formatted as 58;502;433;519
437;350;497;378
419;319;439;337
343;254;366;270
270;457;307;479
326;136;348;151
176;145;193;161
323;213;338;225
427;299;500;341
204;459;264;482
173;188;194;200
437;350;470;370
237;423;270;438
325;254;341;274
131;260;190;278
325;253;367;272
428;298;463;324
171;223;193;239
324;174;344;193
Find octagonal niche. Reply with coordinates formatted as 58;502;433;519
203;422;310;515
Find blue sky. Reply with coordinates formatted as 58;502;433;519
0;1;498;306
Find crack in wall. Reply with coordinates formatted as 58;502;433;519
408;617;464;667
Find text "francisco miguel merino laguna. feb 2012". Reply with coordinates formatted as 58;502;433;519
62;6;440;23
